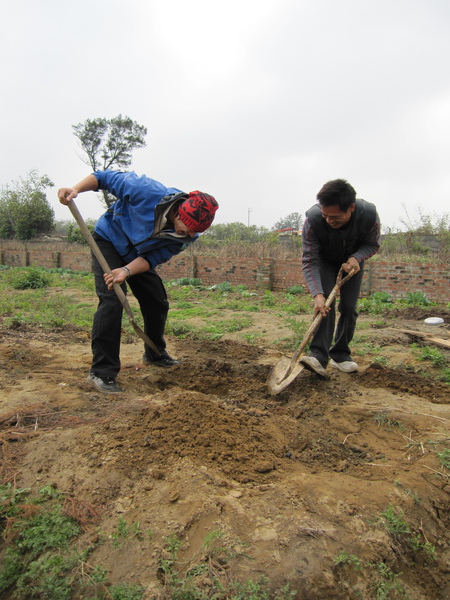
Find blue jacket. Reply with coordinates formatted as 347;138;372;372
93;170;198;268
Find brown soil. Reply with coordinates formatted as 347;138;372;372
1;312;450;599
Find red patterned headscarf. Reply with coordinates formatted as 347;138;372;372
178;192;218;233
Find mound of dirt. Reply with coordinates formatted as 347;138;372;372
1;322;450;599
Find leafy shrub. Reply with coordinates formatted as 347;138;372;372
371;291;392;303
358;292;393;315
66;220;96;244
405;291;431;306
12;267;51;290
286;284;305;295
412;344;446;367
209;281;233;293
171;277;203;287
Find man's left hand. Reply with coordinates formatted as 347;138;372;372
343;257;360;274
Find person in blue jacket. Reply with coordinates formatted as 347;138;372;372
58;170;218;394
300;179;380;377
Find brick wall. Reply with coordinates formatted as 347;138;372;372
365;260;450;300
1;239;449;302
0;239;92;272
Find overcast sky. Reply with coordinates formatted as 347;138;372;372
1;0;449;231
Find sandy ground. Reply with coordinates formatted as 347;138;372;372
1;311;450;599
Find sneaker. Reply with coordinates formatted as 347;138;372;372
142;353;180;368
87;373;123;394
330;359;359;373
299;356;327;378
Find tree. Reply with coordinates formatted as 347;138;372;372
0;171;54;240
273;212;303;231
399;203;450;234
72;114;147;207
205;222;271;243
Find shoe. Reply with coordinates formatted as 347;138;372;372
299;356;327;378
87;373;123;394
142;353;180;368
330;359;359;373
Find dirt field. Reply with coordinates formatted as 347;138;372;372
1;307;450;599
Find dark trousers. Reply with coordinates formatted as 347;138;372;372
91;237;169;379
309;261;363;367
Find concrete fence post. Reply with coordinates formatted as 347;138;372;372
52;251;61;268
256;259;274;290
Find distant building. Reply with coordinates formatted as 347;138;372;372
276;227;301;248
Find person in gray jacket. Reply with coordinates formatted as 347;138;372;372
58;170;218;394
300;179;380;377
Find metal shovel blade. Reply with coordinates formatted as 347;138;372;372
267;357;306;394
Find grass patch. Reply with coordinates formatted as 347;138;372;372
1;484;299;599
335;504;437;598
158;530;296;599
0;267;449;373
412;344;447;367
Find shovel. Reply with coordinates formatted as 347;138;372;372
67;200;162;356
267;266;356;395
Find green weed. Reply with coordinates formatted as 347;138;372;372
169;277;203;288
242;332;262;344
186;316;253;341
111;517;143;548
11;266;51;290
376;504;436;563
404;291;432;306
210;281;233;293
439;367;450;383
286;284;305;295
408;536;437;561
108;583;146;599
358;292;393;315
368;562;409;599
354;341;384;357
279;317;308;351
279;294;311;315
334;551;409;599
412;344;446;367
0;485;81;596
158;531;296;599
218;297;260;312
372;355;389;366
379;504;410;537
436;447;450;470
263;290;276;306
0;484;146;600
334;551;363;570
393;481;421;505
166;322;195;338
373;413;404;431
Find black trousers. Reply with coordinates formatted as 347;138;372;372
309;261;364;367
91;237;169;379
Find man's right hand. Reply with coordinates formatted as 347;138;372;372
313;293;329;318
57;175;99;205
58;188;78;205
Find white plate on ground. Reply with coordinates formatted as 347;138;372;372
424;317;444;326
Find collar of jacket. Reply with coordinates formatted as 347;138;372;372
152;191;190;240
